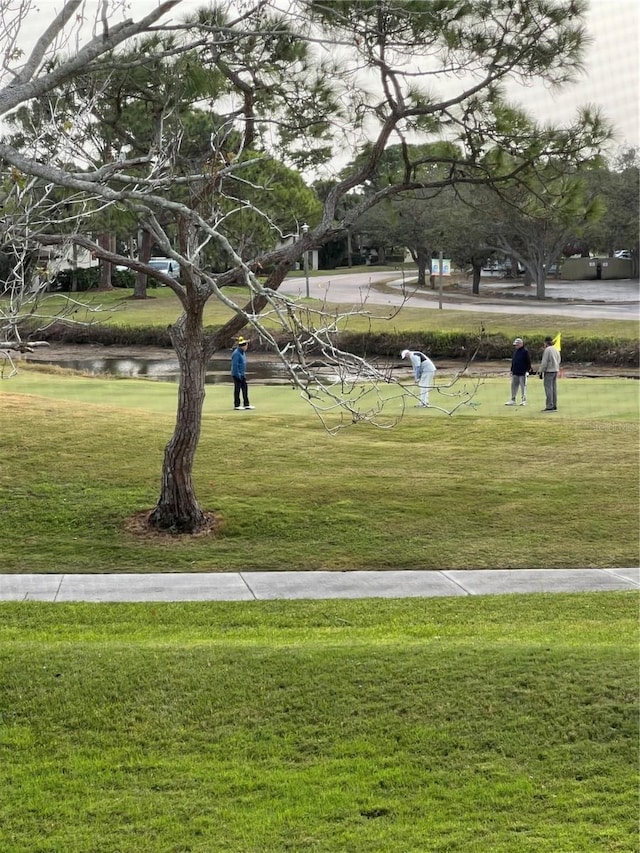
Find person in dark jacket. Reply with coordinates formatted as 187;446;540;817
230;337;254;410
505;337;532;407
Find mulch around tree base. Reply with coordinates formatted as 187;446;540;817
124;510;220;540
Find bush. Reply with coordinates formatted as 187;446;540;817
50;267;100;292
335;330;639;365
15;321;638;366
18;320;174;348
49;268;149;291
112;270;136;288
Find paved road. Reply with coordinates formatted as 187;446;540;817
2;568;638;602
280;272;640;320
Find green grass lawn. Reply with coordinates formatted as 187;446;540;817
0;594;636;853
1;370;637;571
3;273;637;853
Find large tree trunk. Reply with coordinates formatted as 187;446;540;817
415;248;429;287
71;243;79;293
471;261;482;294
97;233;115;290
148;311;209;533
524;260;547;299
133;229;153;299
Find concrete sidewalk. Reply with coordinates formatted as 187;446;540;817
1;568;638;602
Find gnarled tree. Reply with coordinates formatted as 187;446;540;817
0;0;611;532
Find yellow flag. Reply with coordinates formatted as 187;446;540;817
553;332;561;352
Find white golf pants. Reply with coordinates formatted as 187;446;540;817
418;368;436;405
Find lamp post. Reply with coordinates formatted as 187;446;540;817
301;222;309;299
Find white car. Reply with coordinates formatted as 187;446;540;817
148;257;180;279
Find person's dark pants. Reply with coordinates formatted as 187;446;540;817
233;377;249;408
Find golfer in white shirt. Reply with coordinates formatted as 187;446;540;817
401;349;437;407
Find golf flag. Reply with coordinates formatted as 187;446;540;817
553;332;563;377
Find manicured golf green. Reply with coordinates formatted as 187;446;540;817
1;369;637;571
0;594;636;853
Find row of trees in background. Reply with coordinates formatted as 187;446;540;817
4;129;636;302
333;144;639;296
0;0;635;533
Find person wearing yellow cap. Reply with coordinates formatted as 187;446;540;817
231;336;255;410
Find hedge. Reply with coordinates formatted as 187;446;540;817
17;322;639;366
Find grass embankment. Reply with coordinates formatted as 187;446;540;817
0;594;637;853
1;371;637;571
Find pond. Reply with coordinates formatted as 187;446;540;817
33;353;295;385
23;348;634;382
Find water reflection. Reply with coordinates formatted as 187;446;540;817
37;356;294;385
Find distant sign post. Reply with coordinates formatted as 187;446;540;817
432;256;451;309
431;258;451;275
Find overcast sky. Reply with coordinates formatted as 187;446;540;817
14;0;640;152
520;0;638;152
